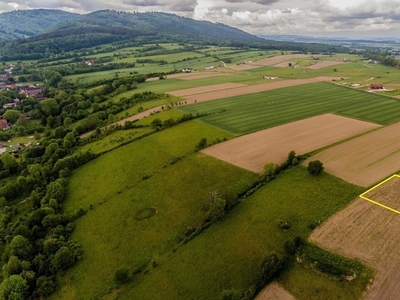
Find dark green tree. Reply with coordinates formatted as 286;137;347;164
307;160;324;175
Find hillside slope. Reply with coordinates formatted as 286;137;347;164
0;9;79;40
0;10;344;60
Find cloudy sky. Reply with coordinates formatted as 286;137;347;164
1;0;400;38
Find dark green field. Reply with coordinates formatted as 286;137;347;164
178;82;400;135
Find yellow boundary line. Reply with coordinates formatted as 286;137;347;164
359;174;400;215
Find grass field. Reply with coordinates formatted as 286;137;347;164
112;167;370;300
178;82;400;135
53;121;257;299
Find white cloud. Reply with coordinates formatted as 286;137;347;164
0;0;399;37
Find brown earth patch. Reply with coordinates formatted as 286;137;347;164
168;83;247;97
182;77;342;102
306;61;344;70
304;121;400;187
255;283;295;300
201;114;380;173
310;186;400;300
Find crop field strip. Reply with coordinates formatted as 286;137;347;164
179;82;400;135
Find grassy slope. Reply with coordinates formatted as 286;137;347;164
178;82;400;135
54;121;258;299
114;167;370;300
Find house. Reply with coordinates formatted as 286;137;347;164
19;87;45;100
205;65;214;70
182;68;193;73
370;83;384;89
0;119;9;130
3;98;21;109
85;60;95;66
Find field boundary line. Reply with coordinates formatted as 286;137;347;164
359;174;400;214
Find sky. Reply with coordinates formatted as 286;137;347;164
1;0;400;38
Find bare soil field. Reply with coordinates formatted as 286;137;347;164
310;182;400;300
256;283;295;300
201;114;380;173
168;83;247;97
364;176;400;211
306;61;344;70
304;121;400;187
182;76;341;102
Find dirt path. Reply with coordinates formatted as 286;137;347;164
201;114;380;173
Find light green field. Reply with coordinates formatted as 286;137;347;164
178;82;400;135
53;122;256;300
113;167;370;300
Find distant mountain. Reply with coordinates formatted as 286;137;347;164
0;10;345;60
0;9;79;40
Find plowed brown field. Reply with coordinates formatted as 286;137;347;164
304;121;400;187
230;54;314;70
201;114;380;173
311;177;400;300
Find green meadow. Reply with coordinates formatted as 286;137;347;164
178;82;400;135
54;122;257;299
114;167;371;300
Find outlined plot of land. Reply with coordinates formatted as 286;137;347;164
311;175;400;300
360;175;400;214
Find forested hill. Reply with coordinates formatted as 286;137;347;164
0;10;345;60
0;9;79;40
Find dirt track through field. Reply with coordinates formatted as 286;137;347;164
304;121;400;187
310;181;400;300
201;114;380;173
181;76;341;102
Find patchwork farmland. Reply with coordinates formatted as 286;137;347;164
310;175;400;300
201;114;380;173
179;82;400;135
34;49;400;300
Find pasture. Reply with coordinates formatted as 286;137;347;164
178;82;400;135
55;121;257;299
113;167;371;300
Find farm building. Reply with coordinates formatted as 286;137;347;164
370;83;384;89
0;119;9;130
182;68;193;73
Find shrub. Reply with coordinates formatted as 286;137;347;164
114;268;130;284
307;160;324;175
